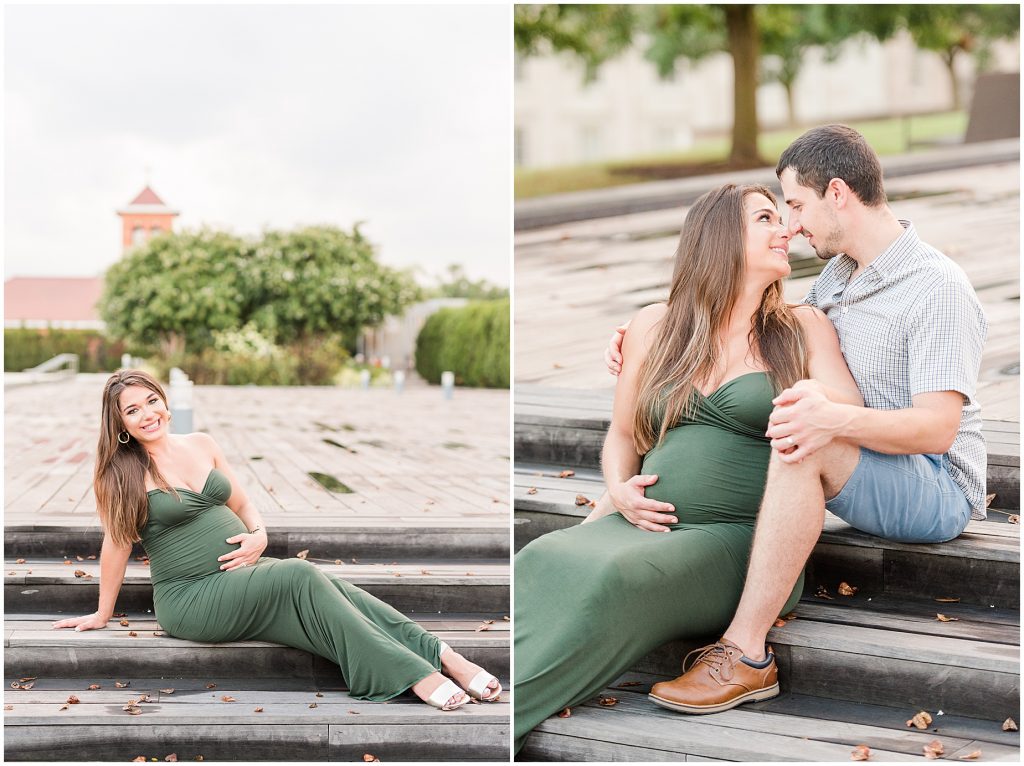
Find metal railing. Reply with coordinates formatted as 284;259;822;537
23;353;79;380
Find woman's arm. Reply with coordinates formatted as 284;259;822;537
52;532;132;631
191;433;269;570
593;303;678;532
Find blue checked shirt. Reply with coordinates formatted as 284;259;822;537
804;221;988;519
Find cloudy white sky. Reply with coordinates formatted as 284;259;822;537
4;4;511;286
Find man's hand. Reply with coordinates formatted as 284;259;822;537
609;474;677;532
604;323;629;376
765;379;851;463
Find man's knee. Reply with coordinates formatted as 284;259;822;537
767;439;860;497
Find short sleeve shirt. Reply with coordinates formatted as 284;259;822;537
803;221;988;518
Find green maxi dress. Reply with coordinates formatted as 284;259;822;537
514;373;803;752
140;469;442;700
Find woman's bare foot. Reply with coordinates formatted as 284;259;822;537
411;671;468;710
440;645;502;701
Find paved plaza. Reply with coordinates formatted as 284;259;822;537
515;160;1020;421
5;376;510;532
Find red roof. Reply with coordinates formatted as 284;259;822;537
4;277;104;323
129;186;166;206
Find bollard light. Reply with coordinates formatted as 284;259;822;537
121;354;132;369
441;371;454;400
169;378;194;434
360;369;372;390
394;370;405;394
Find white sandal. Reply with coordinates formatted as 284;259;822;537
438;641;502;702
425;679;470;711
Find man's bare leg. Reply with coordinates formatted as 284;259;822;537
722;440;861;660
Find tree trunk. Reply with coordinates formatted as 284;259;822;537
783;79;797;128
943;49;961;111
724;4;762;164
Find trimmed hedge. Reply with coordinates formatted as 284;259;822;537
415;298;509;388
4;327;126;373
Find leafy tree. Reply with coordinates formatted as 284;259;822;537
100;229;249;357
429;264;509;300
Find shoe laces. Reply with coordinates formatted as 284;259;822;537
683;642;737;682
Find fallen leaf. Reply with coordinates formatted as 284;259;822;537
77;555;84;561
165;756;178;763
838;582;858;596
114;612;127;618
1002;717;1017;731
815;585;834;600
59;704;69;711
18;677;36;683
335;559;342;565
985;493;996;507
557;707;571;718
315;692;324;697
958;751;982;761
63;559;72;565
574;494;590;506
160;688;175;695
936;614;959;622
1009;515;1020;525
309;702;318;709
195;758;204;762
362;756;380;763
553;363;564;369
351;557;360;564
296;549;309;560
15;559;25;564
10;681;35;691
254;707;264;713
128;631;139;637
120;619;130;627
598;696;618;706
850;744;871;761
72;569;91;579
934;597;960;603
115;681;131;688
132;758;146;762
526;487;538;495
87;555;97;560
66;695;80;704
3;705;12;711
923;739;945;759
907;711;933;729
153;632;164;637
503;616;510;621
348;710;360;715
220;696;236;703
123;703;142;715
205;683;217;689
476;623;492;632
558;470;575;478
420;569;431;575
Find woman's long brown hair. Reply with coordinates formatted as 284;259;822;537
94;370;177;547
632;184;809;454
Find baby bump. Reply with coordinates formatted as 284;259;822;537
146;506;250;584
641;424;770;525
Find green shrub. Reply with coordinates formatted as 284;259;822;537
415;298;509;388
4;327;126;372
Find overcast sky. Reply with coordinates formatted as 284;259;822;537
4;4;511;286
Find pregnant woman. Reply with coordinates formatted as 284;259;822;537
53;370;501;710
513;183;862;753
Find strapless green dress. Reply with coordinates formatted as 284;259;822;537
140;469;441;700
513;373;804;752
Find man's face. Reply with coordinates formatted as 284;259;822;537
779;168;845;261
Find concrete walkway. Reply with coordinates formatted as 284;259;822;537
4;375;510;532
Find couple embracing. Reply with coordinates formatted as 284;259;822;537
514;124;987;753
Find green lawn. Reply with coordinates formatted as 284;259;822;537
515;111;968;199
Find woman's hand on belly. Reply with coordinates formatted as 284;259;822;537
217;528;268;571
609;474;678;533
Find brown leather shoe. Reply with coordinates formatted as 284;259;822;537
648;638;779;714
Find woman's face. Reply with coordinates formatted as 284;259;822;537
743;192;791;284
117;384;169;443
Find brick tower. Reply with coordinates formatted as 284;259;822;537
116;185;179;252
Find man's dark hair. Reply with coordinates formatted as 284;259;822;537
776;124;886;207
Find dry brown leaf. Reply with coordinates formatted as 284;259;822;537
906;711;933;729
59;704;69;711
165;756;178;763
552;363;564;369
153;632;164;637
558;470;575;478
936;614;959;622
123;703;142;715
934;597;960;603
205;683;217;689
87;555;97;560
362;756;380;763
923;739;945;759
66;695;80;704
18;676;37;683
348;710;360;715
958;751;982;761
3;705;12;711
351;557;360;564
503;615;510;621
308;702;318;709
850;744;871;761
315;692;324;697
476;623;492;632
619;681;643;687
1002;717;1017;731
598;696;618;706
985;492;996;508
63;559;72;565
335;559;343;565
574;494;590;506
296;549;309;559
115;680;130;688
774;618;787;628
128;631;139;637
160;688;175;695
133;757;147;762
254;707;264;713
220;696;236;702
526;487;538;495
15;559;26;564
815;585;834;600
73;569;89;578
120;619;130;627
77;555;84;561
1009;515;1020;525
11;681;35;691
114;612;127;618
87;683;101;690
557;707;571;718
195;758;204;762
838;582;858;596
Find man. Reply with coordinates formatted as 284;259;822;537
603;124;987;713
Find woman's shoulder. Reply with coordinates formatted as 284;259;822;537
624;303;668;354
790;303;832;330
173;432;221;460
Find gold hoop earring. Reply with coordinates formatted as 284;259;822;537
117;431;130;445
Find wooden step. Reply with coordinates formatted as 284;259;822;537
4;612;509;682
5;676;510;762
514;385;1021;509
4;522;510;560
5;559;510;614
521;680;1019;762
514;463;1020;608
